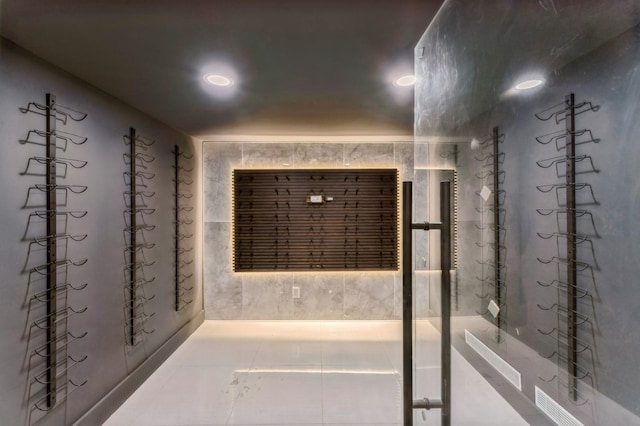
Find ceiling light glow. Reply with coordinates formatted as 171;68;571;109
514;79;543;90
204;73;234;87
394;74;416;87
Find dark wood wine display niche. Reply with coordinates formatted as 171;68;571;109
233;169;399;272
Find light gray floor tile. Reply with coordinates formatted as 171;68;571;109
105;320;528;426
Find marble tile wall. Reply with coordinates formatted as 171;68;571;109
203;141;420;320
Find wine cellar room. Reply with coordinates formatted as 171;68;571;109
2;1;640;425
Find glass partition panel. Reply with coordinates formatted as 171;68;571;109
414;1;640;424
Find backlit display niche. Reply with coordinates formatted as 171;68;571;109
233;169;399;272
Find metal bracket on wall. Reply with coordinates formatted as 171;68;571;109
402;180;452;426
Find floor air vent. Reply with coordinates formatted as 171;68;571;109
535;386;584;426
464;330;522;391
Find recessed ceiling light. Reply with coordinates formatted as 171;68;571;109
204;73;234;87
394;74;416;87
514;79;544;90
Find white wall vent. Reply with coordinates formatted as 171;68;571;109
535;386;584;426
464;329;522;391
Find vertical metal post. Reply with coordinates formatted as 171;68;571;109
129;127;137;345
565;94;578;400
174;145;180;311
45;93;57;408
440;180;452;426
402;182;414;426
492;127;502;338
403;180;452;425
452;169;459;311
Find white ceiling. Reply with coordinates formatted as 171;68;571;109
1;0;444;137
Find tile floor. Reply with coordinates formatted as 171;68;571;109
104;320;528;425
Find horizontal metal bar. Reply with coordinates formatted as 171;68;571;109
235;266;398;271
235;253;397;259
411;222;442;231
413;398;444;410
234;236;397;242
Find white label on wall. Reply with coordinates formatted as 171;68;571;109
480;185;492;202
488;299;500;318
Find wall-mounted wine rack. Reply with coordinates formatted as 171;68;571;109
534;93;599;405
474;126;507;342
123;127;156;346
20;93;89;413
172;145;194;311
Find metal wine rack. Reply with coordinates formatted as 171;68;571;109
172;144;194;311
123;127;156;346
534;93;599;404
20;93;89;414
474;126;507;342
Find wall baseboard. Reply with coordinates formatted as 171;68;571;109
73;310;205;426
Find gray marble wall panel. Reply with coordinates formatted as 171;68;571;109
242;273;294;319
242;143;294;168
203;222;242;319
203;141;411;320
393;272;402;320
394;142;414;182
292;273;344;320
293;143;344;168
344;143;394;167
414;170;430;271
428;271;442;318
415;142;457;169
414;143;430;169
414;272;430;319
343;272;395;319
203;143;242;222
